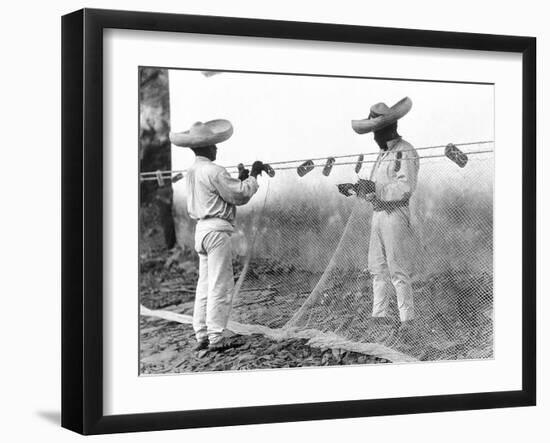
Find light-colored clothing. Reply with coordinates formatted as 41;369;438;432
193;231;235;342
365;137;419;322
366;137;419;202
369;208;415;321
186;156;259;342
186;156;259;223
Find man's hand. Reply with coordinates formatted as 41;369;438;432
364;192;376;202
338;180;376;199
237;163;250;181
250;161;264;178
337;183;356;197
355;179;376;197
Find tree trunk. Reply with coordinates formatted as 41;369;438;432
139;68;176;251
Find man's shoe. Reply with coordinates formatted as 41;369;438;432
367;317;399;344
193;339;209;352
395;320;416;345
370;316;399;327
208;337;239;352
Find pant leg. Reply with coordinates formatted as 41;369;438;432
382;208;415;321
202;231;235;342
192;252;209;342
371;273;393;318
368;211;392;318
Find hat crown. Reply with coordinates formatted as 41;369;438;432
189;121;215;137
170;119;233;148
351;97;412;134
370;102;390;116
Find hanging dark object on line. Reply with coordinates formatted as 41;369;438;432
172;172;184;183
263;163;276;177
322;157;336;176
355;154;364;173
445;143;468;168
297;160;315;177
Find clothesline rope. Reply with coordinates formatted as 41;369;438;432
265;149;494;171
140;139;494;178
140;147;494;182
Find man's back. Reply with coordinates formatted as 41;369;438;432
185;156;258;223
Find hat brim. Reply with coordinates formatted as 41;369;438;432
169;119;234;148
351;97;412;134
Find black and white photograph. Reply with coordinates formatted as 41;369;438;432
1;0;546;440
139;67;494;374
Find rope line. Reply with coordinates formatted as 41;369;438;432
229;180;271;307
270;149;494;171
140;148;494;181
260;139;494;167
140;139;494;178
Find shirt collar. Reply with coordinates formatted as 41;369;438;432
386;137;402;151
195;155;212;163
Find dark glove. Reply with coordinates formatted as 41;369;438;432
355;179;376;196
237;163;250;181
337;183;356;197
337;179;376;198
250;161;264;178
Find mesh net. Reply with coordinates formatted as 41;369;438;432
173;144;494;362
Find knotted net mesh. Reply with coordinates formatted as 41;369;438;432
174;143;494;362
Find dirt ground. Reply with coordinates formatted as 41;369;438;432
140;242;493;372
140;316;387;374
139;247;389;374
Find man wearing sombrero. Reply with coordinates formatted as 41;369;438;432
351;97;419;337
170;120;264;352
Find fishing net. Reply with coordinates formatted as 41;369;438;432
168;143;493;362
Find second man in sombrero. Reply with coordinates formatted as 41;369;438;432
170;120;265;352
351;97;420;339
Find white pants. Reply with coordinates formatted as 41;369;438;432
368;207;415;322
193;230;235;342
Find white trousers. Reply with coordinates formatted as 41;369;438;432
368;207;415;322
193;230;235;342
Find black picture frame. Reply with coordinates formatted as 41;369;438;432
61;8;536;435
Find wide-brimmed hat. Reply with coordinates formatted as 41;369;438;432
169;119;233;148
351;97;412;134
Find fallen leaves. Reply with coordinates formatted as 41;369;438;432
139;318;388;375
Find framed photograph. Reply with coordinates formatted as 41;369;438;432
61;8;536;435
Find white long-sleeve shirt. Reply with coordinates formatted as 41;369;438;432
367;137;419;202
185;156;259;225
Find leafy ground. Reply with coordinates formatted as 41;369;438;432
139;246;389;374
140;317;386;374
140;243;493;372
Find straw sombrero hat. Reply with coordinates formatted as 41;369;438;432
351;97;412;134
169;119;233;148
